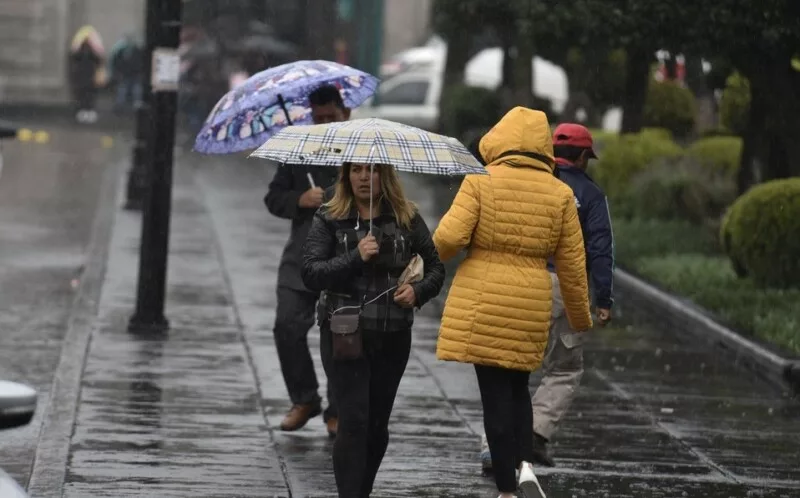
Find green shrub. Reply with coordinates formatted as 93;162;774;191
632;254;800;353
643;80;697;139
627;156;737;224
639;127;674;141
613;218;719;264
719;200;749;278
588;128;618;148
591;130;683;204
439;84;502;141
726;178;800;289
719;72;750;135
686;136;743;178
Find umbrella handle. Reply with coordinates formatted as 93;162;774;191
277;94;293;126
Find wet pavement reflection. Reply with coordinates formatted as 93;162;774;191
3;135;798;496
0;125;122;484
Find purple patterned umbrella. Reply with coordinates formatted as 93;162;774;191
194;60;379;154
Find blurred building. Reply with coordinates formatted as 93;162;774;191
0;0;144;105
0;0;431;106
382;0;432;60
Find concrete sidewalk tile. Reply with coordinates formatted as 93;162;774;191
53;153;800;497
63;164;289;497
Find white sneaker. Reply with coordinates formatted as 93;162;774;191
518;462;546;498
76;110;87;123
86;110;98;123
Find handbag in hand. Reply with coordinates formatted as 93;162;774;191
398;254;424;286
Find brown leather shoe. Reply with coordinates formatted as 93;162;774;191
326;417;338;438
280;403;321;431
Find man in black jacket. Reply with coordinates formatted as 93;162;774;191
263;85;349;436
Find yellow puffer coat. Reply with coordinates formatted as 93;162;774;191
433;107;593;372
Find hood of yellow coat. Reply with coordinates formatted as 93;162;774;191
478;106;555;174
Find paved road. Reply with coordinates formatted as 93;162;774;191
1;125;799;497
0;123;125;484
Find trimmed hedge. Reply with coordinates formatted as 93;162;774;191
643;80;697;138
615;219;800;354
591;129;683;205
725;178;800;289
719;199;749;278
686;136;742;177
719;72;750;135
628;156;736;224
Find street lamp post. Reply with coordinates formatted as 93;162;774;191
128;0;183;335
124;1;159;211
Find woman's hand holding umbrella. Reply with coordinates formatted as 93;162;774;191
358;235;378;262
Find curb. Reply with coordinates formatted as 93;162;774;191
26;158;124;496
614;268;797;393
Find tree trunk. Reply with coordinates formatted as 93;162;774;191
738;87;765;193
498;37;516;112
664;55;677;81
511;36;534;109
620;48;651;134
738;57;800;192
560;91;600;127
437;29;472;132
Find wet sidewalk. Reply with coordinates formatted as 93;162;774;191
54;154;799;497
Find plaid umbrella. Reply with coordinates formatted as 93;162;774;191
249;118;486;176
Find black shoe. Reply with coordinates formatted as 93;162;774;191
532;433;555;467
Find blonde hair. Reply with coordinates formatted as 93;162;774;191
325;163;417;229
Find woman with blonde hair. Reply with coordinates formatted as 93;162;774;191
433;107;593;498
303;162;445;497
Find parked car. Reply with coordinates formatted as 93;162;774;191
0;380;37;498
353;39;570;131
0;121;32;498
0;119;17;178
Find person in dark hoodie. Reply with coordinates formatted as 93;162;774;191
263;84;350;437
479;123;615;473
68;26;105;124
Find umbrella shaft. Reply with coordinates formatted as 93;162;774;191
277;94;293;126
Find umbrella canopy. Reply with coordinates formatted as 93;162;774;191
71;25;105;56
249;118;486;176
194;60;379;155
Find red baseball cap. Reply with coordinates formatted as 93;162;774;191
552;123;598;159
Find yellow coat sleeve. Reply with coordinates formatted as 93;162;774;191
433;175;481;262
554;194;593;331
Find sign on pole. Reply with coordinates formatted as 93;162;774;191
151;48;180;92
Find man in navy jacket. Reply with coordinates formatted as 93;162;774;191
480;123;615;472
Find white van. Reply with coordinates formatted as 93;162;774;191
353;38;570;131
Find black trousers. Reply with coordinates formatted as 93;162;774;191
273;286;336;419
328;328;412;498
475;364;535;493
73;87;98;111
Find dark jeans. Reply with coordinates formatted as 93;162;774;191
475;364;535;493
273;286;336;419
115;78;143;110
328;328;412;497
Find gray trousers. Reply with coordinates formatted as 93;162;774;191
530;273;585;440
481;273;585;455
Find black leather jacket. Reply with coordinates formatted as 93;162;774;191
302;202;445;333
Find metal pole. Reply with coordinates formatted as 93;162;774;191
124;0;158;211
128;0;183;334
